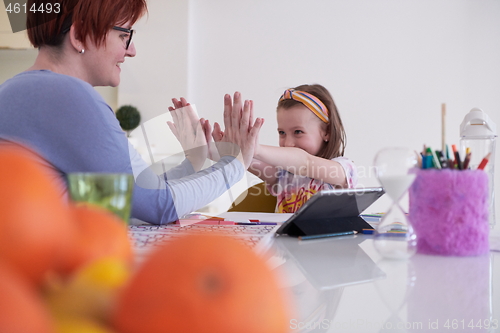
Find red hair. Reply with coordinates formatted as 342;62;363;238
27;0;147;48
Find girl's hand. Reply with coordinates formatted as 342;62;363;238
200;118;221;162
212;121;224;143
252;126;262;158
167;97;208;171
215;92;263;169
209;115;225;161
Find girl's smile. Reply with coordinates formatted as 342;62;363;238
277;104;330;156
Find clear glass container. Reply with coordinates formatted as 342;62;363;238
373;147;418;260
459;108;497;229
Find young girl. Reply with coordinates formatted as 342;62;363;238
250;84;358;213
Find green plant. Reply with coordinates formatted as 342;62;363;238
115;105;141;137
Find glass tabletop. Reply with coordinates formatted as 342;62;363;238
266;234;500;333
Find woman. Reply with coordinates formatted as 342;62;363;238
0;0;262;224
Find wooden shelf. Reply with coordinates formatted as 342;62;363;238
0;4;33;49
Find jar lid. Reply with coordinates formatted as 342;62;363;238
460;108;497;138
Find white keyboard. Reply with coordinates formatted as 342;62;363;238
129;221;279;263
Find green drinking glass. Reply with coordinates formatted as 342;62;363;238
67;173;134;223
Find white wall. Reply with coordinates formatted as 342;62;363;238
121;0;500;219
118;1;189;162
0;49;119;110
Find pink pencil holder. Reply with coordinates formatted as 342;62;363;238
409;169;490;256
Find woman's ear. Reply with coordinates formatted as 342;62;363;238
68;25;84;54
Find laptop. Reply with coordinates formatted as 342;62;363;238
275;187;385;237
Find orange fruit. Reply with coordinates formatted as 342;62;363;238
112;234;289;333
0;261;55;333
61;205;133;274
46;257;131;323
0;142;75;285
54;315;116;333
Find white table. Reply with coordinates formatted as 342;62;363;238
267;233;500;333
130;213;500;333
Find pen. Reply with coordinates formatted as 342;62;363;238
446;145;454;169
236;222;277;226
432;149;442;169
447;158;455;169
452;144;462;170
361;213;383;217
298;230;358;240
194;220;236;225
462;152;471;170
436;150;447;168
425;148;436;168
477;152;491;170
422;153;432;169
427;155;435;169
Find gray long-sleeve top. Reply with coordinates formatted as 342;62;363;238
0;70;243;224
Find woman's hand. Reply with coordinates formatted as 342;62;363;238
213;92;263;169
167;97;208;171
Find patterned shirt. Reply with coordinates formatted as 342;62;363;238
272;157;358;213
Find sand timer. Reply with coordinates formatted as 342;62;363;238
373;147;418;260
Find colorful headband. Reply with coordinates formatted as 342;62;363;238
279;89;329;123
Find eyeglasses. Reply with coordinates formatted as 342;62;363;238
112;26;134;50
60;25;135;50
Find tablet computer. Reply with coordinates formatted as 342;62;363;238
275;187;385;237
273;235;386;290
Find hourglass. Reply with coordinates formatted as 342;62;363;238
373;147;418;260
373;259;416;332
